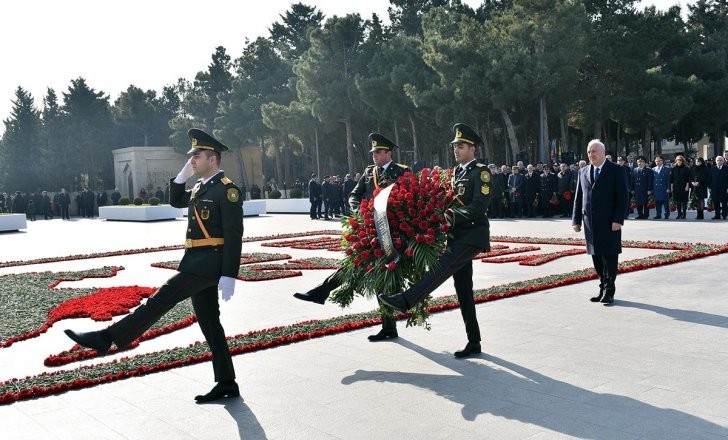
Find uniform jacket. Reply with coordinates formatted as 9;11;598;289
652;166;671;201
169;171;244;279
572;160;629;255
631;166;653;204
349;162;409;211
448;161;491;250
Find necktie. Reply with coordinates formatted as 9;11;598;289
594;167;600;182
377;166;384;176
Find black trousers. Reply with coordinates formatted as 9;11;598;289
108;272;235;382
401;240;483;342
592;254;619;297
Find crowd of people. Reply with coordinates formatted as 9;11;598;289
307;173;359;220
0;186;172;220
483;152;728;221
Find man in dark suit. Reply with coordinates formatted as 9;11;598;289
294;133;410;341
709;155;728;219
379;123;491;358
308;173;321;219
572;139;629;306
65;128;244;403
507;166;524;217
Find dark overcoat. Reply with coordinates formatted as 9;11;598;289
572;160;629;255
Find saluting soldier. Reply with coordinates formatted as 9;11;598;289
380;123;491;358
65;128;244;403
294;133;410;341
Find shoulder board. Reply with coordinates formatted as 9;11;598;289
221;177;233;185
395;163;409;169
475;163;486;168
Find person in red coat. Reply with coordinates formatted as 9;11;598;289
572;139;629;305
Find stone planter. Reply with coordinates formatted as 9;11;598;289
99;205;183;221
243;200;266;216
264;198;311;213
0;214;27;231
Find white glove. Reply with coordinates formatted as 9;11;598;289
218;276;236;301
174;158;194;183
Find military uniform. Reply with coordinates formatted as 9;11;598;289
379;123;491;356
294;133;409;340
349;161;410;211
67;129;243;392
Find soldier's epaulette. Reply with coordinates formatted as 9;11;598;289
221;177;233;185
475;163;487;168
365;164;375;169
395;163;409;169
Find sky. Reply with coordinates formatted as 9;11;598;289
0;0;695;124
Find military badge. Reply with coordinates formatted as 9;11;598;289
200;209;210;220
458;186;466;196
191;138;198;146
480;171;491;183
481;185;490;195
227;188;239;202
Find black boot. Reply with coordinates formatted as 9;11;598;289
64;329;113;355
195;381;240;403
697;209;704;220
293;286;329;304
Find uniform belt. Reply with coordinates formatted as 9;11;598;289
184;238;225;248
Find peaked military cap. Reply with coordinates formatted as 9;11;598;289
450;123;483;146
368;133;399;153
187;128;229;154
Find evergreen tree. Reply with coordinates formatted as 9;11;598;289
0;87;42;191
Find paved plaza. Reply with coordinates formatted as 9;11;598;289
0;212;727;439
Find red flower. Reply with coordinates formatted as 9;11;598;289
374;249;384;258
349;218;359;228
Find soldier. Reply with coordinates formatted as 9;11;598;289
294;133;410;341
65;128;243;403
379;123;491;358
632;156;653;219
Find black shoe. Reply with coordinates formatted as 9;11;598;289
601;295;614;306
652;216;661;219
195;381;240;403
377;293;410;313
454;342;481;358
590;293;603;303
64;329;112;355
293;288;328;305
367;328;398;341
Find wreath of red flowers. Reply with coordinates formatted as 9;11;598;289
330;168;453;327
